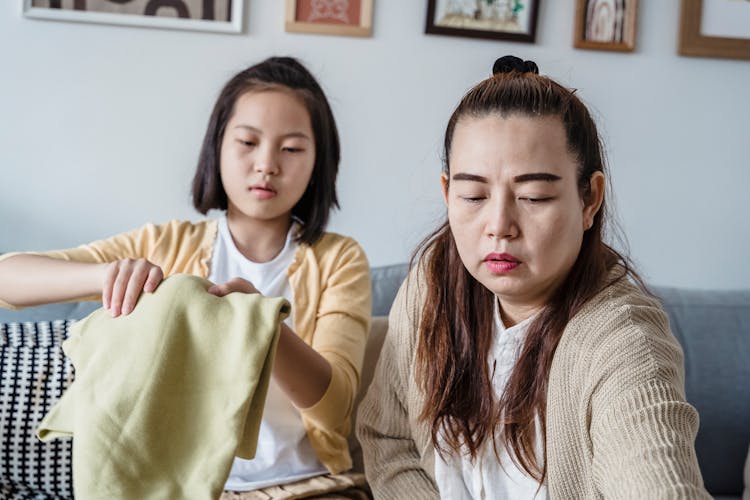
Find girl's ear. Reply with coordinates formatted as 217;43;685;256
583;171;605;230
440;173;449;206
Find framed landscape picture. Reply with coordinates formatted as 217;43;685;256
285;0;374;37
573;0;638;52
679;0;750;61
425;0;540;43
21;0;243;33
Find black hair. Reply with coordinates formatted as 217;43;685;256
191;56;340;245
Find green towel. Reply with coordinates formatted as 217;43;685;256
37;274;289;500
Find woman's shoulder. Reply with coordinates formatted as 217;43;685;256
558;270;683;384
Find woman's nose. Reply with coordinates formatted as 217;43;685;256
485;198;519;240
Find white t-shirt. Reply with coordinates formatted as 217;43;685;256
435;301;547;499
209;216;327;491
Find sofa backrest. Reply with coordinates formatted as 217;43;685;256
654;285;750;496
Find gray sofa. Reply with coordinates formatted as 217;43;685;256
2;263;749;499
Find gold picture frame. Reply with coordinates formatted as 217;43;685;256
679;0;750;61
573;0;638;52
285;0;373;37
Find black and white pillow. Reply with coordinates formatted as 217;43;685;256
0;321;74;499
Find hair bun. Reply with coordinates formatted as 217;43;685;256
492;55;539;76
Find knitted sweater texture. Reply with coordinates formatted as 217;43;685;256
357;266;711;499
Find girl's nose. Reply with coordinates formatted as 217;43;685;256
254;147;280;176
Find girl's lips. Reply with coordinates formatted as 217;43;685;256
249;187;277;200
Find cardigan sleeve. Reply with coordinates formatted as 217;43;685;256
356;272;440;500
588;300;711;499
297;237;372;467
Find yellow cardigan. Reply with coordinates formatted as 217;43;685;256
2;219;372;474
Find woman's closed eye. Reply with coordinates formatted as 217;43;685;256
282;146;306;153
518;196;554;203
460;195;486;203
238;139;256;148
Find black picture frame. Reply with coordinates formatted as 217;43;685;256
425;0;540;43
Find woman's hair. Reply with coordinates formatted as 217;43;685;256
414;55;643;482
191;56;340;245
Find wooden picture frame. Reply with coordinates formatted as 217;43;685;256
425;0;540;43
285;0;373;37
21;0;243;34
573;0;638;52
679;0;750;61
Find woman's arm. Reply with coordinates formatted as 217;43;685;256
356;272;440;499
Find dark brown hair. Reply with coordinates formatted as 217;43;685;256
414;56;643;482
191;56;340;245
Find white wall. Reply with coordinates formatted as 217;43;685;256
1;1;748;289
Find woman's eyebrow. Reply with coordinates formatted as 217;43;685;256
513;173;561;183
452;173;488;183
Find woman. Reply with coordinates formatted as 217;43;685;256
357;56;710;499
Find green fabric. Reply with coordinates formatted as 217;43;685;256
37;274;288;500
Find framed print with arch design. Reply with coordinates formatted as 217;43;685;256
285;0;373;37
21;0;243;33
425;0;540;43
573;0;638;52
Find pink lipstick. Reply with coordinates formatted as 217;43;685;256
483;252;520;274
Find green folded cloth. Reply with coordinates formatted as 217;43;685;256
38;274;289;500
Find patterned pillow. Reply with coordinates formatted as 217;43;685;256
0;321;74;499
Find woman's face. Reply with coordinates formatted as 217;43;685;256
443;114;603;325
220;89;315;226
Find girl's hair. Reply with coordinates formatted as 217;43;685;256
191;56;340;245
414;55;644;482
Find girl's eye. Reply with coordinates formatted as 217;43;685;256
282;146;305;153
239;140;256;147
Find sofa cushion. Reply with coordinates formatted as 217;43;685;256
0;321;74;498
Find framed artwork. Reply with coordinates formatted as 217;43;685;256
679;0;750;61
21;0;243;33
425;0;540;43
285;0;373;37
573;0;638;52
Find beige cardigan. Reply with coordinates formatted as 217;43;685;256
357;266;711;499
1;219;372;474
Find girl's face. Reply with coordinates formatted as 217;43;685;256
442;114;603;324
220;89;315;226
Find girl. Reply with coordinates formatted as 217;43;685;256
357;56;710;499
0;57;371;497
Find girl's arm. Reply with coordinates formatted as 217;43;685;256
0;254;107;307
210;277;333;408
0;253;164;316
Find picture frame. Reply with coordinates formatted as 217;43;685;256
21;0;243;34
424;0;540;43
678;0;750;61
285;0;373;37
573;0;638;52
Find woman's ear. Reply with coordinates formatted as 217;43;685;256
583;172;605;230
440;173;449;206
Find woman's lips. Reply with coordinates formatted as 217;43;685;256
484;253;520;274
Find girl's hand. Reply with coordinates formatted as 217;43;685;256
208;277;260;297
102;258;164;317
